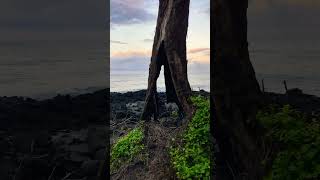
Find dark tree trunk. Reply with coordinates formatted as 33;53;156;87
141;0;194;121
212;0;264;179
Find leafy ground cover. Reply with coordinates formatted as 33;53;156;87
257;105;320;180
170;95;212;179
110;126;144;172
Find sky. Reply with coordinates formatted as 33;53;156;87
247;0;320;61
0;0;107;30
110;0;210;73
247;0;320;95
0;0;109;45
0;0;109;98
109;0;320;94
0;0;319;95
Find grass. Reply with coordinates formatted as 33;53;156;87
257;104;320;180
110;126;144;172
170;95;212;179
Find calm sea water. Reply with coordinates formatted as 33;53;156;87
110;62;210;93
111;47;320;96
1;41;320;98
252;49;320;96
0;39;108;99
249;38;320;96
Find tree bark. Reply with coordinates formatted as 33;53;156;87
212;0;264;179
141;0;194;121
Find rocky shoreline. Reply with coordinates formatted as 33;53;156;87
1;88;319;179
264;88;320;117
0;89;108;180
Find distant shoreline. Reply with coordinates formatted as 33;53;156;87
1;87;319;101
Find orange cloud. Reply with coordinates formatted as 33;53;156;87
188;54;210;64
188;48;210;64
188;48;210;54
112;47;211;64
111;50;151;58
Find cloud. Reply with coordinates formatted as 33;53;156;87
111;56;150;71
111;55;210;72
249;0;320;12
111;0;155;26
188;62;210;73
111;50;151;58
248;0;320;30
112;47;210;64
188;54;210;64
111;40;128;44
114;0;144;8
191;0;210;17
0;0;108;29
143;38;153;42
187;48;210;64
188;48;210;54
286;0;320;7
248;0;320;19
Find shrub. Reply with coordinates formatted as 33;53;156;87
170;95;212;179
257;105;320;180
110;126;144;172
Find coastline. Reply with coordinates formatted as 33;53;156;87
1;88;319;131
0;89;109;180
1;88;320;179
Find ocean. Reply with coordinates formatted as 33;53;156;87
110;62;210;93
0;38;108;99
249;32;320;96
1;39;320;99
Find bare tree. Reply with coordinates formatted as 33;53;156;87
212;0;264;179
141;0;194;121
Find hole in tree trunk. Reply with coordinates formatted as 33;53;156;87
152;42;182;121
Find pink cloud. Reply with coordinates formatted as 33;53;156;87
111;50;151;58
112;47;211;64
188;48;210;54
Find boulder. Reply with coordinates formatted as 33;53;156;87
80;160;101;176
94;148;106;160
0;157;16;180
126;101;145;116
165;103;179;112
87;126;107;154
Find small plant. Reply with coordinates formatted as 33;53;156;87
110;126;144;172
170;95;212;179
171;110;179;118
257;105;320;180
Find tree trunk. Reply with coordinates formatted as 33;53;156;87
141;0;194;121
212;0;264;179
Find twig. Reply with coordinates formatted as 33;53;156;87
283;80;288;93
47;166;57;180
261;79;265;93
30;139;35;154
226;160;236;180
111;116;137;129
31;154;49;159
61;171;75;180
13;156;25;180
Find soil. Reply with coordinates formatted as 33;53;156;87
110;90;209;180
110;90;180;180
